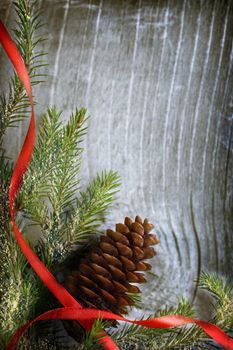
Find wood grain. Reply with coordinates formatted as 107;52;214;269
0;0;233;316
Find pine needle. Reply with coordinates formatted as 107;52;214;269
0;0;46;144
199;271;233;330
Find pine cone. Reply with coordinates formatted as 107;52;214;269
65;216;159;316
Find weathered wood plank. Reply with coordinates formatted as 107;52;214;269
0;0;232;316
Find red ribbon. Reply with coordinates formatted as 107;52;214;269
0;19;232;350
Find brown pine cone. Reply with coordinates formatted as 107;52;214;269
65;216;159;316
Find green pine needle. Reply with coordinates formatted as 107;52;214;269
18;107;88;266
81;318;111;350
112;298;202;350
64;169;120;247
0;232;39;346
0;0;46;144
199;271;233;330
19;107;87;221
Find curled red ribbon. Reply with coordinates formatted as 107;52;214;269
0;19;232;350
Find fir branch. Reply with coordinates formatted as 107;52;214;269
199;271;233;330
13;0;46;70
113;298;196;340
80;318;110;350
18;107;63;221
19;107;88;267
64;170;120;247
48;108;87;215
34;169;120;267
0;234;39;347
19;107;87;223
159;297;196;318
0;0;46;144
112;298;204;350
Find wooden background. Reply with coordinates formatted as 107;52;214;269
1;0;233;317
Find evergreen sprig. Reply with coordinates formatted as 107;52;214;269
37;107;89;266
112;298;200;350
18;106;88;266
0;0;46;144
199;271;233;330
64;170;121;247
80;318;111;350
18;106;120;266
0;233;39;347
19;107;87;225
